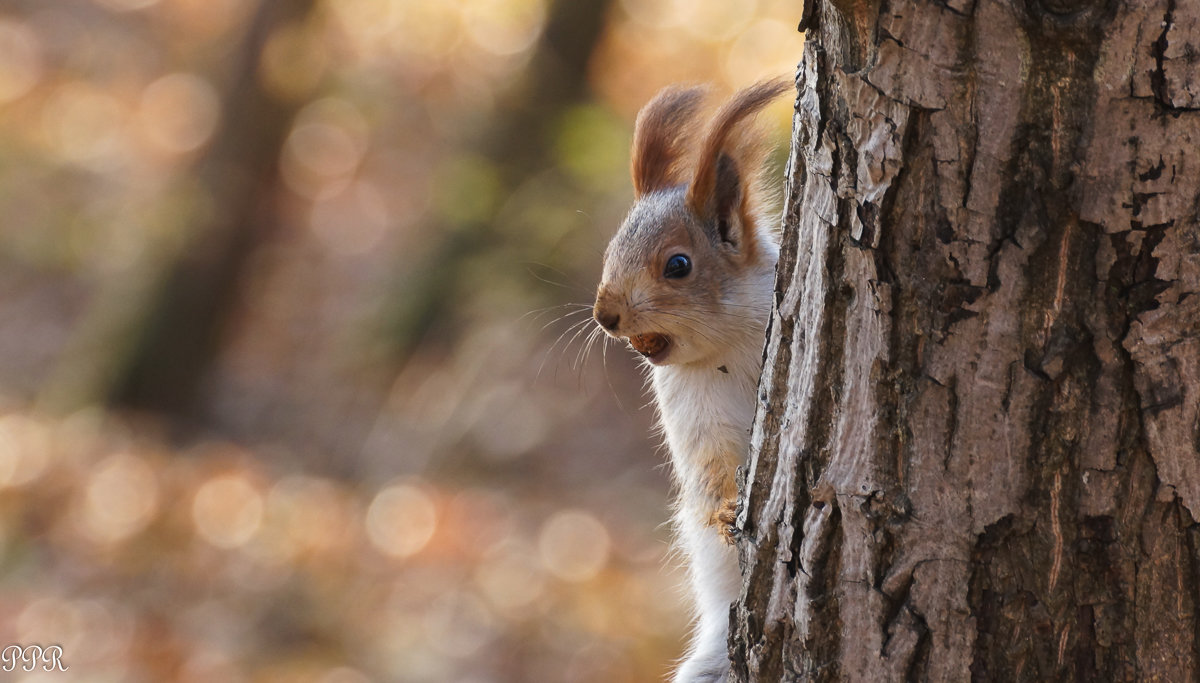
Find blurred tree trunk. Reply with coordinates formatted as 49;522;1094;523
382;0;612;357
42;0;316;415
110;0;316;413
732;0;1200;680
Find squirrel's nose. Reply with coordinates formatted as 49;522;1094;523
594;308;620;332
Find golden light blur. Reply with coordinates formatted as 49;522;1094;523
365;481;438;558
475;540;548;615
461;0;547;57
0;415;50;487
78;453;160;543
40;82;130;170
0;0;802;679
138;73;221;155
281;98;369;199
538;509;612;582
260;21;329;101
258;474;354;562
0;19;42;104
192;473;265;549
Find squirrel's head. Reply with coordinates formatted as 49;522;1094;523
594;79;788;366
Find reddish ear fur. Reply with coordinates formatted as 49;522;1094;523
685;78;791;245
630;85;708;197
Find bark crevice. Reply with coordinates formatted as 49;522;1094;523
735;0;1200;679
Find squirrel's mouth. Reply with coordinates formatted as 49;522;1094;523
628;332;671;364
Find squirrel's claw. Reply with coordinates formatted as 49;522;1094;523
716;498;740;545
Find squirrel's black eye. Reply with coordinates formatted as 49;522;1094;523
663;254;692;279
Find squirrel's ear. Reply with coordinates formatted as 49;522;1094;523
631;85;707;197
687;77;790;250
711;152;742;246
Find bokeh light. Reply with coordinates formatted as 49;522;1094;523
40;81;130;170
460;0;546;57
192;472;265;549
537;509;611;582
138;72;221;155
0;19;42;104
474;540;547;616
281;97;369;199
679;0;758;41
366;481;438;558
260;20;328;101
79;452;160;543
0;0;800;678
0;414;50;487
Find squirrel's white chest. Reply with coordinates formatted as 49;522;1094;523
651;364;758;488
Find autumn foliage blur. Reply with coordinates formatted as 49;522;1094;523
0;0;798;680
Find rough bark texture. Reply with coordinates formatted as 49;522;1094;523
732;0;1200;680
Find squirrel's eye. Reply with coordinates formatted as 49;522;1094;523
663;254;692;279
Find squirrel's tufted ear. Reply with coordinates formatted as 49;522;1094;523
631;85;708;197
686;77;790;251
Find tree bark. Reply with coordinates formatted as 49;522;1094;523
732;0;1200;680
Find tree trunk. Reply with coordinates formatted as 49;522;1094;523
380;0;612;359
732;0;1200;680
39;0;317;416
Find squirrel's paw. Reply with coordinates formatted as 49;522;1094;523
715;498;740;545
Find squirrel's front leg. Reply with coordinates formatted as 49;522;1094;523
699;458;741;546
674;459;743;683
711;497;740;545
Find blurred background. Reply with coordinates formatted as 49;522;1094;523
0;0;799;680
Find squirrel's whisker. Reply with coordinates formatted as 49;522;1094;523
520;301;592;327
558;316;599;380
537;306;592;333
536;315;596;382
525;262;593;294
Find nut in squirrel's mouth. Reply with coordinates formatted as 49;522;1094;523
628;333;671;363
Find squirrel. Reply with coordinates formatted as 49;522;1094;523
592;77;790;683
